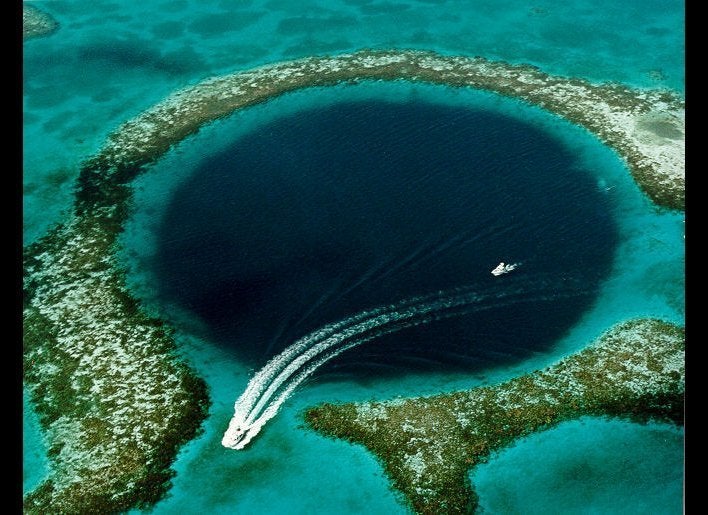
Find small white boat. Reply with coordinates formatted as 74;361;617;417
491;262;519;276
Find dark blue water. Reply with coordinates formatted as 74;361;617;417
153;100;617;377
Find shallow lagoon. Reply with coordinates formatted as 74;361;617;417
23;0;684;244
472;417;684;515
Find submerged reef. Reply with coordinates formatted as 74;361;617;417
305;319;684;514
23;214;210;511
89;49;684;210
23;4;58;40
24;50;684;512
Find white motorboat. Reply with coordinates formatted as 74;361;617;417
491;261;519;276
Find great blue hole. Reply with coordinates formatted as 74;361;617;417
151;99;618;378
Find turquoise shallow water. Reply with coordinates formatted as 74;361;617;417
23;0;684;244
23;390;50;494
24;0;684;512
472;417;684;515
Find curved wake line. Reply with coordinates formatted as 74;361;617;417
222;279;587;450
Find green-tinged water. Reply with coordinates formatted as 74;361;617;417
23;389;50;494
472;417;684;515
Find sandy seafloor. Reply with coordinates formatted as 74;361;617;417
23;0;684;513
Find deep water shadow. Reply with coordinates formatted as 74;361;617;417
151;100;618;379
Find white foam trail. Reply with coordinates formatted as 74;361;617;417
222;281;582;450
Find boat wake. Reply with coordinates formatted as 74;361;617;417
222;278;583;450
